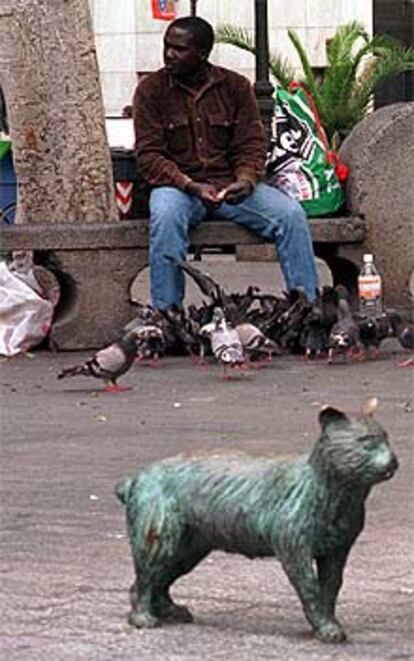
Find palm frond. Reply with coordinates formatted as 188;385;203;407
215;25;255;55
268;55;295;89
216;24;294;88
352;46;414;112
326;21;369;67
337;40;392;96
287;30;321;105
216;21;414;145
320;22;368;116
369;33;407;52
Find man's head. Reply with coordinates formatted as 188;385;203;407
163;17;214;77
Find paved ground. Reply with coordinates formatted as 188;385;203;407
1;340;413;661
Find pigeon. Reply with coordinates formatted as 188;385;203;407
57;331;140;391
235;322;281;362
357;313;392;359
318;285;341;333
184;304;216;363
120;307;167;363
121;304;160;334
296;286;347;360
328;298;361;363
134;327;166;363
272;288;312;353
200;307;245;378
157;306;199;357
389;312;414;367
299;308;329;359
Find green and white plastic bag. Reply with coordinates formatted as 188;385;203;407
266;84;346;217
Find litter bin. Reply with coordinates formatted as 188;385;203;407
110;147;149;220
0;139;16;224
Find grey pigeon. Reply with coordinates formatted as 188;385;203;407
121;304;159;333
157;306;199;357
128;325;165;362
200;307;244;377
389;312;414;367
328;298;360;363
57;331;139;391
235;322;281;362
120;307;166;363
357;313;392;359
300;309;329;359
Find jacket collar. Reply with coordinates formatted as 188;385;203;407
165;63;226;90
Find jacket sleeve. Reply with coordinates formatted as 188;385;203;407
227;77;267;187
133;81;192;190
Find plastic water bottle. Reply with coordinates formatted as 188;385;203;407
358;253;382;317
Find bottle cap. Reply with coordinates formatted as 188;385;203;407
363;253;373;263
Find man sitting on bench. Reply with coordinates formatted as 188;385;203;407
133;16;319;310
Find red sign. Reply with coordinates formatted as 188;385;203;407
151;0;176;20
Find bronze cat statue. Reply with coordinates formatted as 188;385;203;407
115;397;398;643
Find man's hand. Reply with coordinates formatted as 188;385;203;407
186;181;222;206
216;180;253;205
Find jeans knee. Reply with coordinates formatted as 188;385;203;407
151;210;187;248
287;198;307;222
282;201;311;238
150;188;197;246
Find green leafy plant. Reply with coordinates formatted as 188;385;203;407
216;21;414;146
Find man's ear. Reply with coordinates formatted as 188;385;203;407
318;405;349;430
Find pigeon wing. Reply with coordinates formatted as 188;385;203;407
211;327;242;356
94;343;129;377
164;255;223;301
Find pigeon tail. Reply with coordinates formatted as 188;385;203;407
57;363;93;379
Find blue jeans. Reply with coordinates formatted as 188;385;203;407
149;183;319;308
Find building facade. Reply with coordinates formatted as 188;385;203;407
89;0;373;116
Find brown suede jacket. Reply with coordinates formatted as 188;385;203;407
133;64;266;192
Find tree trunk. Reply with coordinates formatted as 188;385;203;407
0;0;118;225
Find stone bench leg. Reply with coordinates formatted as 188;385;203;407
49;248;148;350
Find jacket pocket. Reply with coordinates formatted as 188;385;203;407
164;117;190;154
208;113;235;149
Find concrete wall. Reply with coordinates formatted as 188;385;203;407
89;0;373;116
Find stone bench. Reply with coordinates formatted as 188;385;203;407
0;215;365;349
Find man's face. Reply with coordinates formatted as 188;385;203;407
163;26;206;77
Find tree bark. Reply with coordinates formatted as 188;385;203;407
0;0;118;225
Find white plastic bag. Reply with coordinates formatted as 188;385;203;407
0;261;54;356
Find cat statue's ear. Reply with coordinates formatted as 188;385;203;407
318;405;349;430
362;397;378;417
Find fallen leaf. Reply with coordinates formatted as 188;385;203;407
94;414;107;422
